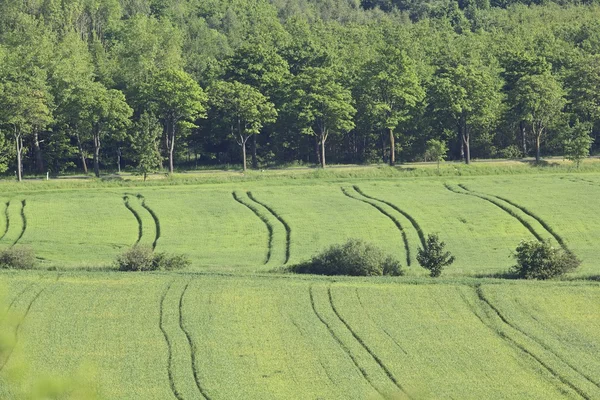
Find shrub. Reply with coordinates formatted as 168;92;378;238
511;240;580;279
116;246;156;271
416;234;455;277
289;239;404;277
0;246;36;270
153;252;191;271
116;246;191;271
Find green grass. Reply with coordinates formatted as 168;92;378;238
1;172;600;277
1;271;599;399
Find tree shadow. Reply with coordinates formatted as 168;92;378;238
473;271;520;280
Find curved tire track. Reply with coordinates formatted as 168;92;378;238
308;285;383;397
341;187;411;267
328;285;412;399
353;186;427;249
246;192;291;264
0;201;9;241
0;284;49;373
140;197;161;250
476;285;600;394
12;200;27;246
445;184;544;242
232;192;273;264
178;281;211;400
123;196;143;245
158;282;184;400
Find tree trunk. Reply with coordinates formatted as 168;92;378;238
252;133;258;169
314;136;321;166
117;147;121;174
520;121;527;156
388;127;395;166
168;120;176;174
93;132;101;178
460;119;470;165
76;133;88;174
33;130;44;174
320;134;326;168
14;129;22;182
535;129;541;163
242;137;247;172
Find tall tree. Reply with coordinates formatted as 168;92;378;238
360;47;424;166
512;72;565;162
145;68;207;174
286;67;355;168
209;81;277;172
430;61;503;164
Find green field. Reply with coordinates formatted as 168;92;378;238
1;272;599;399
1;170;600;398
1;172;600;277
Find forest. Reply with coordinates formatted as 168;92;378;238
0;0;600;178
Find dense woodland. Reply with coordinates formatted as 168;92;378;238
0;0;600;178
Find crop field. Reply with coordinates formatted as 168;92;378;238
0;272;599;399
0;173;600;276
1;171;599;398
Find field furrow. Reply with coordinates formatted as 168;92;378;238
353;185;427;248
140;196;161;250
341;187;411;267
123;195;143;245
232;191;272;264
0;200;9;241
246;192;291;264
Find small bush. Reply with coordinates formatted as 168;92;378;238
116;246;190;271
0;246;36;270
153;252;191;271
289;239;404;277
512;240;580;279
417;234;455;277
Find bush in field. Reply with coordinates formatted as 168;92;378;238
116;246;190;271
512;240;580;279
289;239;404;277
417;234;455;277
0;246;36;269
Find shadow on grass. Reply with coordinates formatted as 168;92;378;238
473;271;520;280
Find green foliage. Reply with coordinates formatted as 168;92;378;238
512;240;580;280
563;122;593;168
417;234;455;277
132;112;163;180
116;245;190;271
0;246;36;269
289;238;404;276
424;139;448;172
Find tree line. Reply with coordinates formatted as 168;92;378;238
0;0;599;179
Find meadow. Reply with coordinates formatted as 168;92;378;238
1;166;600;277
1;165;600;399
0;272;599;399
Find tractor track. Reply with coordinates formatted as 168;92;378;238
179;281;212;400
353;186;427;249
123;196;143;245
158;282;184;400
341;187;411;266
247;192;291;264
140;196;161;250
328;285;412;399
0;284;50;373
232;192;273;264
308;285;384;398
445;184;544;242
0;201;9;241
476;285;600;393
12;200;27;246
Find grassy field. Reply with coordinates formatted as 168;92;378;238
1;168;599;398
0;171;599;276
1;272;599;399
